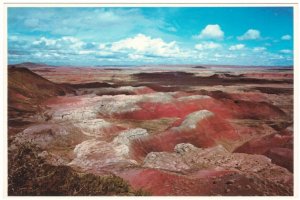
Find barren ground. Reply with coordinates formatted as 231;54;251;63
8;64;293;196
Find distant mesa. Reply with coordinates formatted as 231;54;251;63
193;66;206;69
8;62;53;68
267;67;293;71
103;68;123;71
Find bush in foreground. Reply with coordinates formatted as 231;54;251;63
8;142;149;196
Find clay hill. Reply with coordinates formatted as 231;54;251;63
7;64;293;196
8;67;74;130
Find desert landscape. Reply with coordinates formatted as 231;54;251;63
7;62;293;196
6;6;294;196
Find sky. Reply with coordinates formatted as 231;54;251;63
8;7;294;66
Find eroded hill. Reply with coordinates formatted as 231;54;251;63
8;64;293;196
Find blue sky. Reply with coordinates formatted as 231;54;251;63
8;7;293;66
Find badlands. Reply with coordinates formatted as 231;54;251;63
8;63;293;195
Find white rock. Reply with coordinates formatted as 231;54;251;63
173;110;214;131
177;95;211;101
112;128;148;156
74;119;113;137
14;123;70;148
141;92;174;103
113;128;148;145
174;143;197;154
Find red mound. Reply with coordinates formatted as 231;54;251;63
43;95;83;107
131;113;239;160
117;168;231;195
234;133;292;154
117;167;291;195
115;95;285;121
265;148;293;172
234;133;293;172
8;67;74;118
133;87;155;95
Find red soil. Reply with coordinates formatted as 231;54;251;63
131;114;240;160
43;96;84;108
234;133;292;155
117;167;291;195
116;98;231;120
115;96;285;121
265;147;293;172
133;87;155;94
234;133;293;172
117;168;233;195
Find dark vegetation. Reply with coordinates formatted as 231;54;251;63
8;143;149;196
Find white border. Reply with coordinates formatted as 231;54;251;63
1;2;298;200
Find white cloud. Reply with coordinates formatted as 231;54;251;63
281;35;291;40
33;37;56;46
280;49;292;54
61;36;85;49
110;33;180;57
78;50;95;55
30;34;191;63
99;44;107;49
238;29;261;40
128;53;144;60
32;36;85;50
196;24;224;40
194;42;222;50
229;44;245;51
214;53;236;58
253;47;266;52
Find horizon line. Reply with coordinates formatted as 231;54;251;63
8;61;294;68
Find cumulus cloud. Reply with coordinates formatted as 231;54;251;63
280;49;292;54
32;36;85;50
237;29;261;40
281;35;291;40
194;42;222;50
253;47;266;52
8;34;293;66
22;34;193;65
229;44;245;51
110;34;180;57
196;24;224;40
